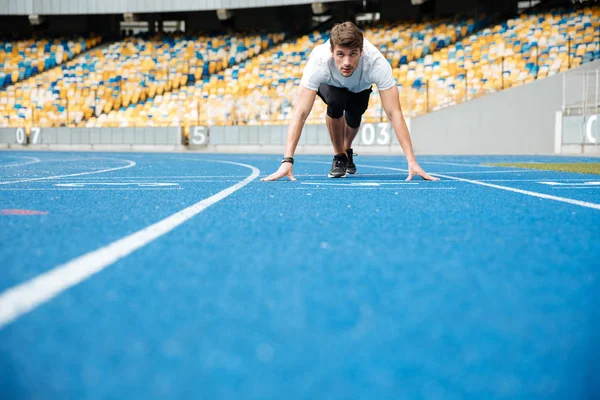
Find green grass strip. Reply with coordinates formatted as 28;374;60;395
484;163;600;175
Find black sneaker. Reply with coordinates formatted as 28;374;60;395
346;148;357;174
328;153;348;178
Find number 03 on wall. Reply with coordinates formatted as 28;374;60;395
358;123;392;146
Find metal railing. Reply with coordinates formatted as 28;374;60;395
562;66;600;115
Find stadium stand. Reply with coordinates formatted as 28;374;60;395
125;16;485;128
0;6;598;128
0;32;283;128
0;36;102;89
386;5;600;116
175;6;598;127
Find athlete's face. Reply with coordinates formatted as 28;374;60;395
331;45;362;77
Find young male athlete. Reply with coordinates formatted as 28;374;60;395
261;21;438;181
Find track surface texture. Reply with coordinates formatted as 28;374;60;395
1;151;599;399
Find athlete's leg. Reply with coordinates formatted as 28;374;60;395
344;87;372;174
317;83;348;155
344;120;360;174
344;121;360;150
317;84;350;178
344;86;372;142
327;114;347;155
326;115;349;178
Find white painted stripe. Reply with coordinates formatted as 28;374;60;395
551;187;600;190
41;176;247;179
304;165;550;175
301;182;383;186
0;156;41;168
302;160;534;176
0;159;137;185
419;161;498;168
285;187;457;190
54;182;178;187
301;182;420;186
540;181;600;186
0;160;260;329
298;173;400;177
0;188;181;191
431;169;547;174
377;182;421;185
13;179;241;184
484;179;600;182
34;173;402;180
356;163;600;211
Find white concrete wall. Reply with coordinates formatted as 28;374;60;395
408;60;600;155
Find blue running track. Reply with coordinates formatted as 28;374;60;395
0;151;599;399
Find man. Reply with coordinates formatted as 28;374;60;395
261;21;438;182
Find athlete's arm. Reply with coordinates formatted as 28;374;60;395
283;86;317;159
261;85;317;182
379;85;439;181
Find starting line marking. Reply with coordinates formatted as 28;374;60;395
300;182;418;187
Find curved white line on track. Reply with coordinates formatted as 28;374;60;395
0;158;137;185
0;160;260;329
0;156;41;168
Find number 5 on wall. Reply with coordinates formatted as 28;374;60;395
190;126;209;146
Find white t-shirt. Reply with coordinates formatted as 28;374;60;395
300;38;395;93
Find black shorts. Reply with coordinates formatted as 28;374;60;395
316;83;372;128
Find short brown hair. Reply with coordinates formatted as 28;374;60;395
330;22;363;50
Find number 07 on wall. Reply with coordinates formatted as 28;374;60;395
15;128;42;145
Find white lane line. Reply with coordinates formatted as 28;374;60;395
301;182;383;186
294;173;401;177
0;160;260;329
0;156;41;168
38;176;248;179
551;187;600;190
377;182;421;185
478;179;596;182
419;161;498;168
19;178;242;184
540;181;600;186
54;182;178;187
0;188;181;191
303;161;552;176
356;163;600;211
301;182;419;186
34;173;401;180
0;158;137;185
286;187;456;190
430;170;546;174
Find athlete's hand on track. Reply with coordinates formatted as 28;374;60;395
261;162;296;182
406;161;439;181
